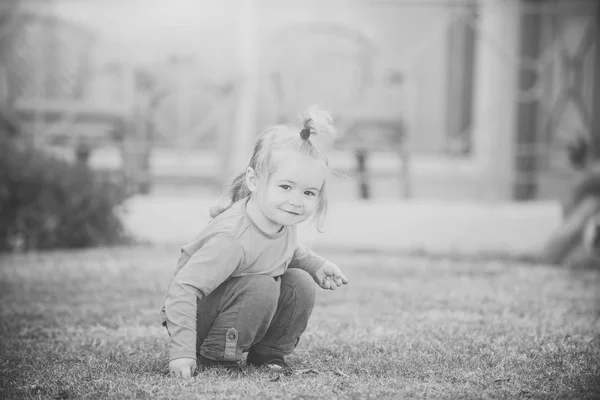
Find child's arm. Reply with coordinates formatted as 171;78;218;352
164;234;244;371
288;246;327;276
289;246;348;290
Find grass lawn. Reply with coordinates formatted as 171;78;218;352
1;245;599;399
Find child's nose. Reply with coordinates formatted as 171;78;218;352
288;192;302;206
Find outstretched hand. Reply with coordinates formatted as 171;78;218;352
314;261;348;290
169;358;197;379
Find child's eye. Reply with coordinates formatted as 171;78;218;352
304;191;316;197
279;185;291;190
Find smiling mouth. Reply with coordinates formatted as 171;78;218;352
282;210;300;215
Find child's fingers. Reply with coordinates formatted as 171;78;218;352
332;275;348;286
325;275;347;288
170;370;183;378
170;367;192;379
331;270;347;282
328;278;338;290
322;278;336;290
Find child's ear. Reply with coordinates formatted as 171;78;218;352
245;167;257;192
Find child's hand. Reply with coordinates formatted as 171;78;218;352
169;358;197;378
315;261;348;290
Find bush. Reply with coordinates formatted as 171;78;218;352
0;132;131;252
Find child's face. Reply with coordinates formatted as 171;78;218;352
252;151;327;230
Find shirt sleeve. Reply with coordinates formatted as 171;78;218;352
288;246;327;277
164;234;244;361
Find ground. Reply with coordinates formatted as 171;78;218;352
1;245;599;399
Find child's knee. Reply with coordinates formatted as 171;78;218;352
281;269;316;305
283;268;314;287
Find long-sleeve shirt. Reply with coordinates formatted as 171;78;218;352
160;197;327;361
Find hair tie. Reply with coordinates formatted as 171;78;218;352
300;118;313;140
300;127;311;140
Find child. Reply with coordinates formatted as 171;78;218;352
161;107;349;378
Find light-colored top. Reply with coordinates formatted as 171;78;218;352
161;198;326;361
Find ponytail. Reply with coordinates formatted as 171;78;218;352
230;172;252;203
299;105;337;152
209;171;251;218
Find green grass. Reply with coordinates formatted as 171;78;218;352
1;245;599;399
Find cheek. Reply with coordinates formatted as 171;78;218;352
265;187;284;204
304;197;319;210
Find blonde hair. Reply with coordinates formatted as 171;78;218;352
210;106;337;231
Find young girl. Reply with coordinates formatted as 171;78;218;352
161;107;349;378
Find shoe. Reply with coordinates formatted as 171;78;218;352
246;351;290;370
198;354;245;371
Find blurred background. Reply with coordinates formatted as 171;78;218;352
0;0;599;252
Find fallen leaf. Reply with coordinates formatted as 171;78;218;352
295;368;319;375
333;369;349;377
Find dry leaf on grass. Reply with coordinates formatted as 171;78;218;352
295;368;319;375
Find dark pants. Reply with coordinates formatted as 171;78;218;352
196;268;316;362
